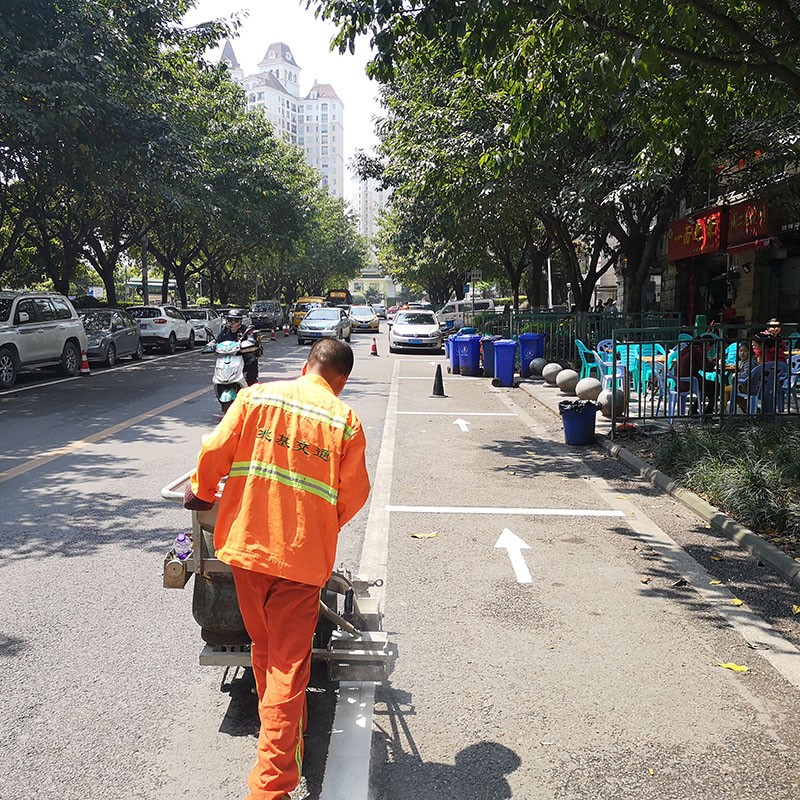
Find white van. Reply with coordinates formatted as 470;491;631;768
436;299;496;329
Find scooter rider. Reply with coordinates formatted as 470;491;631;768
217;309;260;385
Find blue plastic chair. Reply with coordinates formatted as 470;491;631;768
596;338;613;355
575;339;600;380
615;343;642;391
593;350;627;392
653;361;700;421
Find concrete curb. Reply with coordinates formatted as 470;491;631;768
516;380;800;590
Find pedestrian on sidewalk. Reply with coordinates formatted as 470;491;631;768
184;338;370;800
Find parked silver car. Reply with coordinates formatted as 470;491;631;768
296;307;352;345
79;308;144;366
0;291;89;388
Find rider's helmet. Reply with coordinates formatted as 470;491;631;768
227;309;245;323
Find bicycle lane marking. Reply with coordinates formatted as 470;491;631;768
0;386;208;485
494;387;800;691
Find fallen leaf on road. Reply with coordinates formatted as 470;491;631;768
717;662;749;672
672;578;688;587
648;768;655;776
710;555;722;561
730;598;744;606
709;579;722;585
704;523;712;529
640;577;652;584
792;605;800;616
410;532;438;539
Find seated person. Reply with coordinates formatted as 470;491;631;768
676;333;719;413
753;318;787;365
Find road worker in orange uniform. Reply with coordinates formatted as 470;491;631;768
184;338;370;800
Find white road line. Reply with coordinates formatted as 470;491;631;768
387;505;626;517
319;360;400;800
396;411;518;416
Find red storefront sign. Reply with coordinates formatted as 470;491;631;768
727;199;770;247
667;208;726;261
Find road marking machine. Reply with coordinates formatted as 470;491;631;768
161;469;393;682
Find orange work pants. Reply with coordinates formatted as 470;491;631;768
231;567;320;800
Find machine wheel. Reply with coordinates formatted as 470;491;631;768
184;331;195;350
315;588;339;650
220;400;233;414
345;332;351;343
0;347;18;388
163;333;177;354
131;340;144;361
105;343;117;368
58;341;80;376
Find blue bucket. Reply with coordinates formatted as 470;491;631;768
559;401;599;445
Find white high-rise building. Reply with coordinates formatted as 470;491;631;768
220;40;344;198
354;177;392;239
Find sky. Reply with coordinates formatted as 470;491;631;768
182;0;382;195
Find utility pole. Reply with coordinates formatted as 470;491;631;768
141;233;149;306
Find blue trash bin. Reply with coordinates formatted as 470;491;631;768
481;336;500;378
493;339;517;387
457;334;482;376
448;334;461;374
518;332;546;378
559;400;600;445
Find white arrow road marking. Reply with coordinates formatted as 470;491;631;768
495;528;533;584
453;418;470;432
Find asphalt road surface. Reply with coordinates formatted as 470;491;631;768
2;330;800;799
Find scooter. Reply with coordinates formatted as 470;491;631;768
202;338;260;413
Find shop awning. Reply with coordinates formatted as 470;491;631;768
726;237;771;255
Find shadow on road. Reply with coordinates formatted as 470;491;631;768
372;683;521;799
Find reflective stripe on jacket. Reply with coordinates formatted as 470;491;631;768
191;373;370;587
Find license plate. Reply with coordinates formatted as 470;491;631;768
409;338;422;344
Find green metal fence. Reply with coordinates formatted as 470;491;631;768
479;311;683;364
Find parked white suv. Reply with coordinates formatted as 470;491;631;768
127;305;195;353
0;291;89;388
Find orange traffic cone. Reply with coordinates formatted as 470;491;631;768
270;328;276;342
283;324;289;337
370;337;378;356
80;351;91;375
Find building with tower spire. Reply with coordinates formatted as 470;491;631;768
220;39;345;198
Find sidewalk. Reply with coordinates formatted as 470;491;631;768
514;374;800;590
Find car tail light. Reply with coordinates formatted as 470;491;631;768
154;318;168;324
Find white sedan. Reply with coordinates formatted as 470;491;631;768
183;307;223;344
388;309;443;353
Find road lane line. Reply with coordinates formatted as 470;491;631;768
396;411;517;416
0;386;209;485
319;360;400;800
387;505;625;517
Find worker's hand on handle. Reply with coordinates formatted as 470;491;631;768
184;484;215;511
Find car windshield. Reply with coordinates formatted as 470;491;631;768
396;312;436;325
183;310;207;320
305;309;339;321
128;307;159;318
351;306;375;319
79;311;113;331
0;298;11;322
251;303;271;312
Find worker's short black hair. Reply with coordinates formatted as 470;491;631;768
308;338;354;376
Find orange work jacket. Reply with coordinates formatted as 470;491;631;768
190;373;370;587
